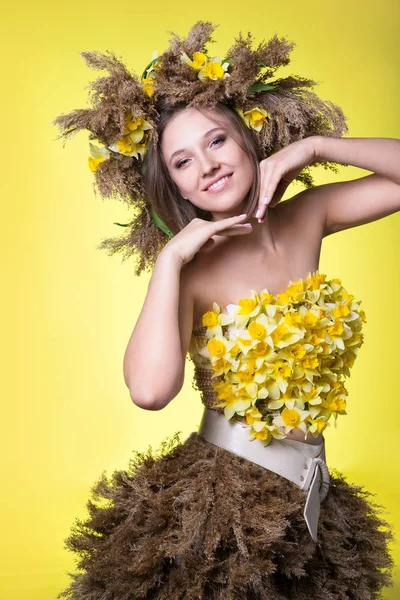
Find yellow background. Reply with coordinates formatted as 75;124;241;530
1;1;399;597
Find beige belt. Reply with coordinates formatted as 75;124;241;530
197;407;330;542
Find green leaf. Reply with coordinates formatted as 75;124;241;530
247;82;276;93
222;56;233;66
151;207;174;237
113;222;130;227
256;61;269;68
141;57;159;80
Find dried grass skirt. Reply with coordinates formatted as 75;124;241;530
57;430;396;600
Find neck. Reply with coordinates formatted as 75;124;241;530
211;205;278;255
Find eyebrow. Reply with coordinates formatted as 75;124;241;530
169;127;225;164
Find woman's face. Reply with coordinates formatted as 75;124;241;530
160;107;254;219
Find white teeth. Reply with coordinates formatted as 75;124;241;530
207;175;231;190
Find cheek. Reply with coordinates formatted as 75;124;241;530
232;146;252;171
168;166;185;187
239;154;254;179
241;157;255;192
169;170;195;196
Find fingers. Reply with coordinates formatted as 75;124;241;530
256;163;266;222
212;213;249;230
222;223;253;236
254;196;269;223
252;174;290;222
253;162;272;222
213;213;253;237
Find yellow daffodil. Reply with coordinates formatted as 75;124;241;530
307;273;327;289
306;416;329;436
198;271;365;440
283;311;303;327
252;427;271;442
180;51;208;70
211;357;231;374
213;386;253;421
286;281;307;300
245;406;263;425
302;384;323;406
342;350;356;368
202;310;220;329
268;389;304;411
252;340;276;361
332;304;351;319
270;321;303;349
141;50;160;97
292;353;320;382
244;407;274;444
275;407;311;433
238;294;261;317
88;142;110;172
181;51;230;81
208;337;228;358
282;408;302;428
141;77;155;97
248;420;287;445
247;320;268;341
202;301;234;330
279;342;307;365
302;309;320;328
198;58;229;81
108;114;153;160
236;107;270;132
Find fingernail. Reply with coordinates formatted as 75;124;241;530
263;197;269;205
256;208;261;218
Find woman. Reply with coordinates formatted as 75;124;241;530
54;21;397;600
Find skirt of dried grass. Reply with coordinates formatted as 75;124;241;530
57;430;395;600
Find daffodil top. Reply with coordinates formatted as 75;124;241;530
188;271;366;445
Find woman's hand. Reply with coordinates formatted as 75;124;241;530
166;213;252;266
253;136;319;222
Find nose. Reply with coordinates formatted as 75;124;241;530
199;152;220;178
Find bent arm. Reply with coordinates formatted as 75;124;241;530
314;136;400;186
123;248;185;410
295;136;400;237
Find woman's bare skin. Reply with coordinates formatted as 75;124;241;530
158;107;399;444
190;193;326;445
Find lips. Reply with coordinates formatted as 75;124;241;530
203;173;233;191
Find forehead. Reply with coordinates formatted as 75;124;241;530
161;107;228;148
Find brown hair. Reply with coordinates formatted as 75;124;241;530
52;22;349;276
143;99;264;236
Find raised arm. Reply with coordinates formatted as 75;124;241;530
290;137;400;238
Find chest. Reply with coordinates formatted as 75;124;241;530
192;202;324;327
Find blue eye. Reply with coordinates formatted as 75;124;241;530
175;136;226;169
176;159;189;168
211;136;226;147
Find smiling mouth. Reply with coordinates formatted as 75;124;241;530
205;173;233;191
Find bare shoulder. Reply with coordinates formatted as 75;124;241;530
274;186;327;242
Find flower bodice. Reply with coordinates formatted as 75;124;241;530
188;271;366;445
